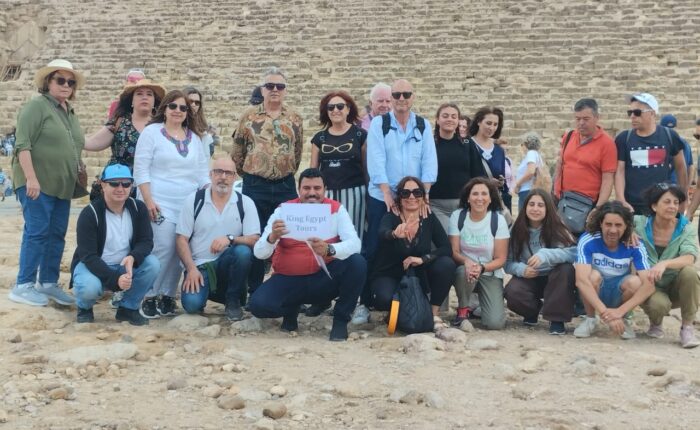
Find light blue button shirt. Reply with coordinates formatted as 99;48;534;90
366;111;438;201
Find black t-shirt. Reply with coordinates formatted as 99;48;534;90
615;126;683;207
431;135;487;199
311;125;367;190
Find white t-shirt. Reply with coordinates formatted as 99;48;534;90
102;210;133;266
176;189;260;266
448;210;510;278
516;150;540;192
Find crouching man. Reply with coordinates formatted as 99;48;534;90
248;168;366;341
175;157;259;321
70;164;159;325
574;201;654;339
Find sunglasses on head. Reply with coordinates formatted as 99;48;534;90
53;77;77;88
327;103;346;112
398;188;425;199
626;109;653;117
167;103;188;112
105;180;132;188
263;82;286;91
189;100;201;106
391;92;412;100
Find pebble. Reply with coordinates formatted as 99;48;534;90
631;396;653;409
262;402;287;419
239;388;271;402
167;314;209;331
183;344;201;354
51;343;138;365
48;387;70;400
8;333;22;343
20;355;48;364
198;324;221;337
398;390;424;405
467;338;500;351
376;409;389;420
0;409;7;423
647;367;668;377
435;328;467;343
348;332;360;341
217;394;245;410
254;418;276;430
96;332;109;340
401;334;446;354
166;377;187;390
424;391;445;409
202;386;224;398
517;351;546;374
495;363;522;382
145;334;157;343
54;329;63;334
230;317;264;333
270;385;287;397
162;351;177;360
511;387;531;400
605;366;625;378
458;319;475;332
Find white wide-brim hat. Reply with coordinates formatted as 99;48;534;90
33;59;85;90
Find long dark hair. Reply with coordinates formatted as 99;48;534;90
183;86;208;134
394;176;428;212
643;182;686;214
149;90;204;138
586;201;634;242
112;88;161;122
458;177;502;212
433;103;461;141
510;189;575;260
468;106;504;139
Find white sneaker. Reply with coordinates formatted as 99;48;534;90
621;317;636;340
350;304;370;325
36;283;75;306
573;316;598;338
9;282;48;306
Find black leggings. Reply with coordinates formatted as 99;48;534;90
370;256;456;311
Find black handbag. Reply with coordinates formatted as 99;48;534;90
557;190;594;234
396;268;434;334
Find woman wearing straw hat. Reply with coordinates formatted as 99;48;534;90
85;79;166;170
8;59;86;307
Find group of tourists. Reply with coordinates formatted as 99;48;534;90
6;59;700;347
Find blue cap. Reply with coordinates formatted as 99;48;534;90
660;114;677;128
101;164;133;181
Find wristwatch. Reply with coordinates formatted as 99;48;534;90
479;264;486;274
226;234;236;246
327;244;336;257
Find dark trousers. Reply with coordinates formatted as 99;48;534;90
504;263;575;322
501;189;512;213
370;256;456;311
242;173;298;293
360;196;388;306
248;254;367;323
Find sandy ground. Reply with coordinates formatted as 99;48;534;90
1;198;699;430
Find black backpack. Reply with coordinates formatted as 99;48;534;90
381;113;426;137
457;209;498;237
190;189;244;241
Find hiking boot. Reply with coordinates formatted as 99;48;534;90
139;297;160;319
77;307;95;323
646;323;664;339
9;282;48;306
36;283;75;306
157;295;177;316
621;316;636;340
573;316;598;338
523;316;538;327
350;304;370;325
549;321;566;335
116;307;149;326
305;302;331;317
680;325;700;349
225;300;244;322
329;319;348;341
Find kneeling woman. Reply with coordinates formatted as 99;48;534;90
637;183;700;348
504;189;577;335
449;178;510;329
369;176;456;330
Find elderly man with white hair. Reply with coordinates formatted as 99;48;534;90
360;82;392;131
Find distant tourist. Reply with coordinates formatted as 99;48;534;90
468;107;511;211
107;68;146;118
457;115;471;140
512;132;545;211
359;82;392;131
659;114;693;185
184;86;213;158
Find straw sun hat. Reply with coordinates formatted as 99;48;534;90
33;59;85;90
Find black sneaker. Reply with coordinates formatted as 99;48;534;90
77;307;95;323
116;307;149;326
140;297;160;319
549;321;566;335
329;319;348;341
281;310;299;332
305;302;331;317
523;316;538;326
157;295;177;316
225;300;244;322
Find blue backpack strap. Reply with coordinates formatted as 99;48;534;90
490;211;498;237
381;113;392;136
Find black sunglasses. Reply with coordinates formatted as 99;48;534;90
105;181;133;188
167;103;188;112
391;91;413;100
190;100;201;106
53;77;77;88
327;103;346;112
263;82;287;91
398;188;425;199
626;109;653;117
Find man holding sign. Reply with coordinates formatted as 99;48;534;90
249;168;366;341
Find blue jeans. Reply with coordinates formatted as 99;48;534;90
599;274;626;308
249;254;367;323
181;244;253;313
242;174;298;293
72;255;160;310
16;187;71;285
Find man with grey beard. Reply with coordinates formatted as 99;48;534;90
175;157;260;321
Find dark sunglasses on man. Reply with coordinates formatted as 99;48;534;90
391;92;413;100
626;109;653;117
105;180;133;188
263;82;287;91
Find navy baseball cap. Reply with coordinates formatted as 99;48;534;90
660;114;677;128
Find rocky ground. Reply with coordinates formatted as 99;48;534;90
1;199;699;430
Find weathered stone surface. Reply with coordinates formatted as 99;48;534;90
167;315;208;331
435;328;467;343
262;402;287;419
52;344;138;365
217;395;245;410
466;338;500;351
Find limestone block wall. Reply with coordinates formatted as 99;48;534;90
1;0;699;178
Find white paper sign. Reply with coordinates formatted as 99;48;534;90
280;203;332;240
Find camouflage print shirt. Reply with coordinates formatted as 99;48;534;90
231;104;304;180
